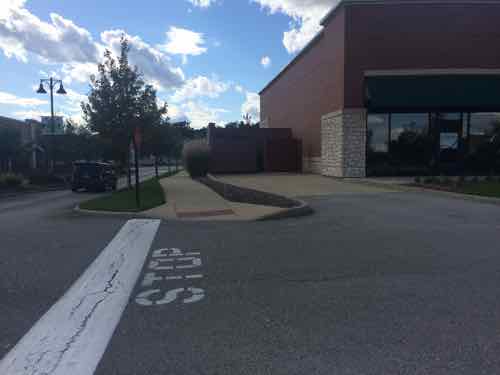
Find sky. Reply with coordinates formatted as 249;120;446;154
0;0;338;129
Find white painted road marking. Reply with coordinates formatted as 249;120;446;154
0;219;161;375
135;247;206;306
135;287;205;306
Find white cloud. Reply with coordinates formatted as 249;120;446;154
171;75;229;102
62;88;87;110
12;109;51;120
187;0;216;8
0;2;184;92
61;62;97;84
0;1;100;63
234;85;244;93
261;55;271;68
0;91;47;107
101;30;185;91
252;0;337;53
241;92;260;120
181;101;228;129
167;103;189;123
160;26;207;62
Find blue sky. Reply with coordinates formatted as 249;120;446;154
0;0;337;128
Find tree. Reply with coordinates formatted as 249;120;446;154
82;36;166;187
0;127;21;172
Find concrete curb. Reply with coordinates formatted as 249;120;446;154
73;205;150;218
75;198;314;222
256;199;314;221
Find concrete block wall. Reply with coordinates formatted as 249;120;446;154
320;108;366;177
303;157;323;174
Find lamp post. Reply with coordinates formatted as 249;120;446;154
36;77;67;171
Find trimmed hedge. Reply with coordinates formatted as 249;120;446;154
28;173;66;186
182;140;210;178
0;173;23;189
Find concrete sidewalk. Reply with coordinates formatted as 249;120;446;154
145;173;288;221
215;173;394;197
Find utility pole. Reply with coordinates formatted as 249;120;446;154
133;127;142;209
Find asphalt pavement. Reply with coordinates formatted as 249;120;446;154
1;184;500;374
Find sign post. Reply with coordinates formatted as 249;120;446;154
133;127;142;209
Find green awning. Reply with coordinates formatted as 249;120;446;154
365;75;500;112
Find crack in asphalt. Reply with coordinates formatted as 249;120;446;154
20;268;121;375
43;267;122;375
3;220;157;375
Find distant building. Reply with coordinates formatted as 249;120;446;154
0;116;43;170
41;116;64;135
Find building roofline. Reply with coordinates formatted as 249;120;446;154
260;0;500;96
321;0;500;26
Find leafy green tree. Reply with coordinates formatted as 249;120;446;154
82;36;166;186
0;127;21;172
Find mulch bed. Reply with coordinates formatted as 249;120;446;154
176;209;235;218
197;177;300;208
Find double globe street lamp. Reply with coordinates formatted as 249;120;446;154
36;77;67;171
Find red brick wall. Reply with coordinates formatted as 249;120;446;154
344;2;500;108
260;8;345;158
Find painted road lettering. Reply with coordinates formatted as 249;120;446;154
136;247;205;306
136;287;205;306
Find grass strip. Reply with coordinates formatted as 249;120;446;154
80;177;166;212
458;181;500;198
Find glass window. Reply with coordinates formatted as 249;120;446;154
366;114;391;176
391;113;429;141
469;113;500;136
389;113;432;175
468;112;500;155
367;114;389;153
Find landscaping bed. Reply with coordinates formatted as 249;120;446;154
197;176;300;208
80;177;165;212
411;176;500;198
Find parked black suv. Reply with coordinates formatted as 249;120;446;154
71;162;118;192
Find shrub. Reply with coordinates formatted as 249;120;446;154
414;176;422;184
182;140;211;178
0;173;23;188
442;176;452;186
28;173;66;186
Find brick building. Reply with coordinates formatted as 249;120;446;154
260;0;500;177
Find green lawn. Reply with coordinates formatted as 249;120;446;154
458;181;500;198
80;177;166;212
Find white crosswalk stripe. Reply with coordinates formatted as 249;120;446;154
0;219;160;375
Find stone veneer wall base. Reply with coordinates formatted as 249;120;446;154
303;157;323;174
321;108;367;178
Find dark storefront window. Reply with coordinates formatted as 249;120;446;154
466;113;500;174
390;114;432;175
366;112;500;176
367;114;389;153
367;114;390;175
